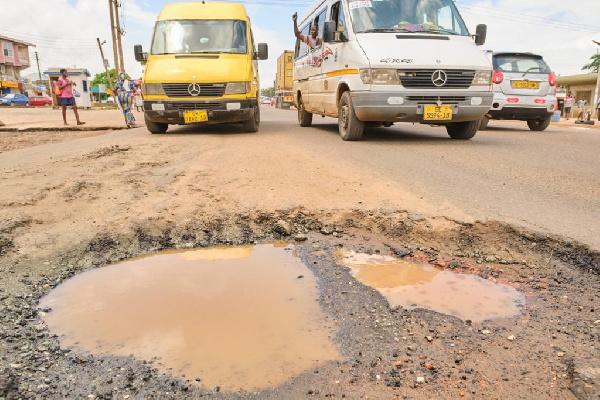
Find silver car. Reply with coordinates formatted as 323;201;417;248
481;52;557;131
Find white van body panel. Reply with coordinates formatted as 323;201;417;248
293;0;493;125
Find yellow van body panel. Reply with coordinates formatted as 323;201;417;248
157;2;247;21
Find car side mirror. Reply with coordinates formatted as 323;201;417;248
256;43;268;60
134;44;147;62
475;24;487;46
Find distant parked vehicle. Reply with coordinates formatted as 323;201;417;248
261;97;271;105
481;52;557;131
29;96;53;107
0;94;30;106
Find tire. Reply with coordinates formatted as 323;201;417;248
338;91;365;141
10;102;15;107
242;103;260;133
446;120;479;140
144;114;168;134
479;116;490;130
297;96;313;127
527;117;551;131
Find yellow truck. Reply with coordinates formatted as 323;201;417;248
134;2;268;133
275;51;294;109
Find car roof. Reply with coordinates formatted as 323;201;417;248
493;52;543;59
158;2;248;21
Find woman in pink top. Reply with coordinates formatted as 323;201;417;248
57;69;85;126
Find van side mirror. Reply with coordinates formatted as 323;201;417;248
475;24;487;46
323;21;347;43
134;45;147;62
256;43;268;60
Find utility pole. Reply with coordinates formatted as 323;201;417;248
593;40;600;121
34;51;42;82
97;38;115;105
114;0;125;74
108;0;120;77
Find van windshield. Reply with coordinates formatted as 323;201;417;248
347;0;468;36
151;20;248;55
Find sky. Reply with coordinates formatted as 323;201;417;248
2;0;599;87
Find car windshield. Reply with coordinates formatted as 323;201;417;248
493;55;551;74
3;94;15;98
151;20;248;55
347;0;468;35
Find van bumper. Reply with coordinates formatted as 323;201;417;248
143;99;256;125
349;91;493;123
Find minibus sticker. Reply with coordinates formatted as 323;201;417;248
349;1;372;10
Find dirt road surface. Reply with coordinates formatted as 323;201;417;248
0;106;598;398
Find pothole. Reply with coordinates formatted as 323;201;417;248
337;250;525;323
39;243;340;392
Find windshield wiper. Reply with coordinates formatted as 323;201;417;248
190;51;234;54
522;67;542;76
360;28;399;33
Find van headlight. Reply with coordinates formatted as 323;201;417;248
472;70;492;86
225;82;251;94
359;69;400;85
142;83;165;95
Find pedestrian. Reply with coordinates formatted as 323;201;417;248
114;72;136;128
134;85;143;112
57;69;85;126
577;97;587;121
564;92;573;120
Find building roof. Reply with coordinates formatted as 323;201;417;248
0;34;35;47
43;68;91;77
158;2;248;21
557;73;598;87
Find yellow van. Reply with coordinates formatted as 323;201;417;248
134;2;268;133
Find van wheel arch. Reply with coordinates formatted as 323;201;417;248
337;83;350;108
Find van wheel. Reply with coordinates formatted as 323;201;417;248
446;120;479;140
243;104;260;133
144;114;168;134
527;117;551;131
298;96;312;127
338;92;364;141
479;116;490;130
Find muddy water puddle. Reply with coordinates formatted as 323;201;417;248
40;244;339;391
338;250;524;323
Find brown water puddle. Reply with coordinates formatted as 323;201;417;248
40;244;340;392
338;250;524;323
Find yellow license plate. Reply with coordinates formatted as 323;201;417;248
184;110;208;123
512;81;539;89
423;105;453;121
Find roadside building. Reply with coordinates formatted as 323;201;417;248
557;73;598;117
0;34;35;96
44;68;92;108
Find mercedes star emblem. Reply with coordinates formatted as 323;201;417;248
431;70;448;87
188;83;201;96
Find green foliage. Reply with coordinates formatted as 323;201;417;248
261;87;275;97
582;54;600;73
91;69;117;87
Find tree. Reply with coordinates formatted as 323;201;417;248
91;69;117;87
582;54;600;73
261;87;275;97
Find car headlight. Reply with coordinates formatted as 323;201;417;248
472;70;492;86
225;82;250;95
359;69;400;85
142;83;165;95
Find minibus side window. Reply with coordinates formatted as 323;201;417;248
314;9;327;48
295;24;311;59
330;1;347;31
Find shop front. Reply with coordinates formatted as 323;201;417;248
0;80;20;96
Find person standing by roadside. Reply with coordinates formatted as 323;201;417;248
57;69;85;126
134;85;143;112
597;97;600;121
577;97;587;121
564;92;573;120
114;72;136;128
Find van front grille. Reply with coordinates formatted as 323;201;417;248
169;102;225;111
406;96;467;103
162;83;226;98
398;70;475;89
